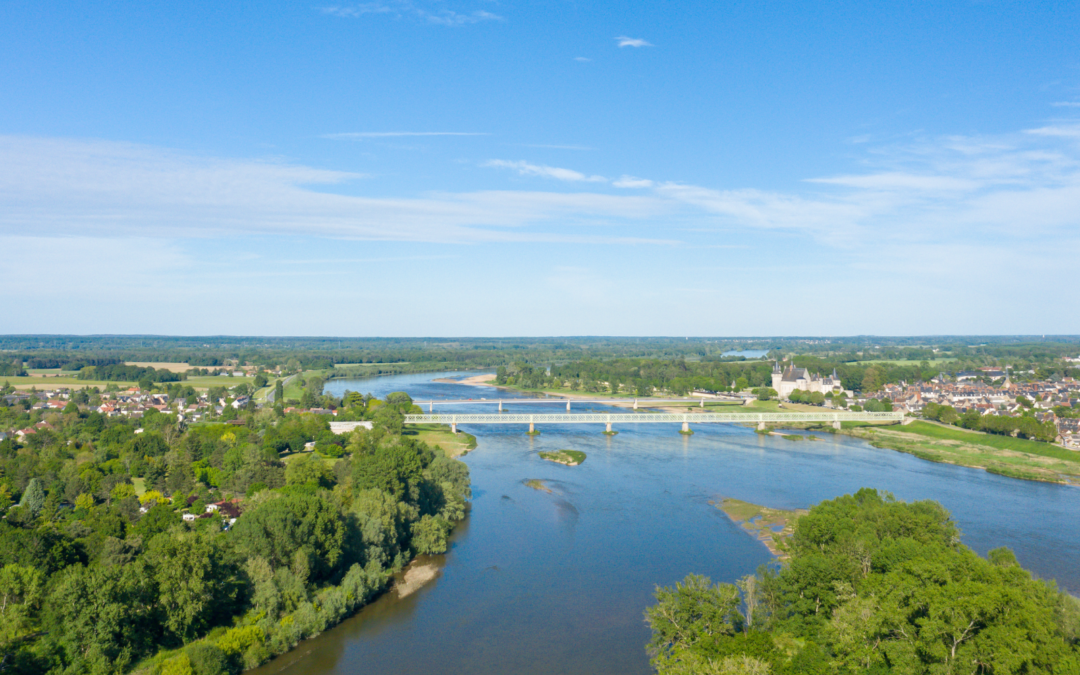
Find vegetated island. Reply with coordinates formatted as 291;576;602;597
539;449;587;466
712;497;807;558
524;479;553;493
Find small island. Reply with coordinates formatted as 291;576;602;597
539;449;587;466
712;497;807;558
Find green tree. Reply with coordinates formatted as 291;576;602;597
147;531;235;643
0;564;44;645
18;479;45;520
644;574;743;663
230;493;344;580
410;515;452;554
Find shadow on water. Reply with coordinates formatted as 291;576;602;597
249;372;1080;675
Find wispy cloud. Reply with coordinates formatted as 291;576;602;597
0;136;662;245
484;159;607;183
1023;125;1080;138
613;175;653;188
515;144;594;151
321;2;502;26
323;131;488;139
1051;101;1080;108
806;172;980;191
615;36;652;48
575;57;591;62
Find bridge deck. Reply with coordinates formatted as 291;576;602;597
404;412;903;424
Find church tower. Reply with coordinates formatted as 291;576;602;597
771;361;782;392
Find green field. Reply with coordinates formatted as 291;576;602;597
405;423;478;458
895;421;1078;462
849;421;1080;485
4;374;254;391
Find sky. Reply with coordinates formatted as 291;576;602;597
1;0;1078;336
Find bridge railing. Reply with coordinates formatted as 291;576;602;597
403;412;904;424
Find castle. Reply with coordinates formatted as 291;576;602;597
771;362;847;399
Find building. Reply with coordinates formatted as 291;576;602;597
771;362;846;400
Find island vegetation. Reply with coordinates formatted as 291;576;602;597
647;489;1080;674
538;450;586;466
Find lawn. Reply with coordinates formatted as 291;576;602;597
848;421;1080;485
895;421;1079;463
405;423;477;458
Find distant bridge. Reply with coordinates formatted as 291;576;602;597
412;397;744;412
403;411;905;434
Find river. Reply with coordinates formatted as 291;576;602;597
252;371;1080;675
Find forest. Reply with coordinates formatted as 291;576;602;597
0;390;469;675
645;489;1080;674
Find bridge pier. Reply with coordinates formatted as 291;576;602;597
429;402;433;413
633;399;639;410
527;421;540;435
567;400;571;411
700;398;705;408
498;400;503;412
680;420;693;435
606;422;612;433
757;421;766;431
451;422;457;434
832;419;842;430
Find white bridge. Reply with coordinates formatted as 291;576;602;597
404;411;905;434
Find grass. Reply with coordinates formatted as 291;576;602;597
897;421;1078;461
5;376;122;389
846;421;1080;485
405;423;478;458
713;497;807;558
131;477;147;497
538;449;587;466
781;434;818;442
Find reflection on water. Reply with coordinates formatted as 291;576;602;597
251;372;1080;675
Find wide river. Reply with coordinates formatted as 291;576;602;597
254;372;1080;675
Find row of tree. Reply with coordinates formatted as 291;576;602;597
645;489;1080;673
922;401;1059;442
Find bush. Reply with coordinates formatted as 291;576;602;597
185;642;232;675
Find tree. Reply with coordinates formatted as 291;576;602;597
230;493;344;581
285;454;333;488
410;515;452;554
147;532;235;643
644;574;743;662
0;564;44;645
18;479;45;520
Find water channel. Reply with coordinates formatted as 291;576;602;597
254;372;1080;675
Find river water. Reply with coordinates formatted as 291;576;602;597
254;372;1080;675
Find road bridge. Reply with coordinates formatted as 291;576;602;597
412;397;744;412
404;411;905;434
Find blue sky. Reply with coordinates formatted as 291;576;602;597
1;0;1078;336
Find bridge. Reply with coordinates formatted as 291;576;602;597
403;411;906;434
412;397;744;412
